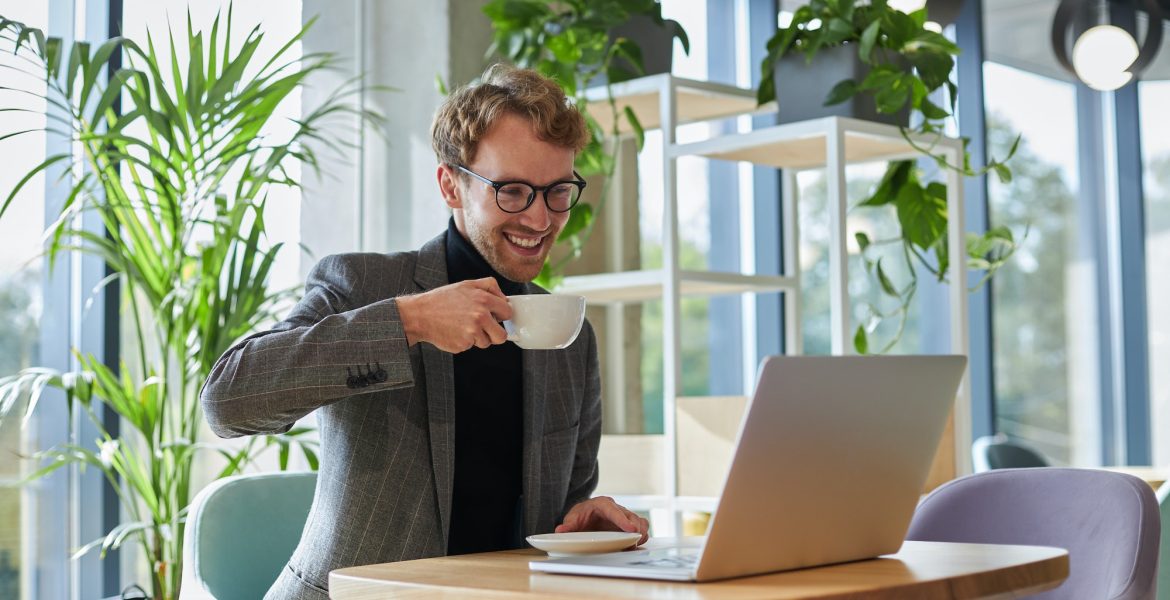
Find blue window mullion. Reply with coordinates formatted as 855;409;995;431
76;0;124;596
956;0;995;442
748;0;782;360
706;0;744;395
1106;0;1152;466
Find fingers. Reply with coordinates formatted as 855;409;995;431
628;511;650;545
468;276;506;297
427;279;511;353
598;501;646;541
465;278;513;321
485;294;513;322
471;305;508;347
486;320;509;345
595;498;636;532
603;503;649;543
554;498;650;544
455;315;506;352
554;502;589;533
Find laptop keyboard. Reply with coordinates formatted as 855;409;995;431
627;553;699;569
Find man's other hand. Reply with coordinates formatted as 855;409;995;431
397;278;512;353
555;496;650;545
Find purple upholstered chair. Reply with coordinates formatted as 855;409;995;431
906;468;1160;599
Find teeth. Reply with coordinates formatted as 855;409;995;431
506;233;542;248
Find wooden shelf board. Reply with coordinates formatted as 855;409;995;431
671;116;963;169
560;269;796;304
583;75;767;134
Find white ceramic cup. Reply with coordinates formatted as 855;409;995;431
503;294;586;350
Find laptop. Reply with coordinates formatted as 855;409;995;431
530;354;967;582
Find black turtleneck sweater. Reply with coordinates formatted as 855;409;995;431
444;218;526;555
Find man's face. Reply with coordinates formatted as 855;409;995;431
440;112;575;283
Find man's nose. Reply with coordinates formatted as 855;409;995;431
520;193;552;230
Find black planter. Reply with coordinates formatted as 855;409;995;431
926;0;966;26
589;15;677;87
773;44;911;127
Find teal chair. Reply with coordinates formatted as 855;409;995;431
180;472;317;600
971;434;1049;472
1158;480;1170;600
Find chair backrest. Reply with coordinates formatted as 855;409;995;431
907;468;1160;600
180;472;317;600
971;434;1050;471
1156;481;1170;600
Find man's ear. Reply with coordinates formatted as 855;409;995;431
437;164;462;210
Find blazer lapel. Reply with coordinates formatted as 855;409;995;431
414;238;550;540
413;233;457;544
521;346;548;536
521;281;549;536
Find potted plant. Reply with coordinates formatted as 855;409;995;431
481;0;689;288
758;0;1020;353
0;7;381;598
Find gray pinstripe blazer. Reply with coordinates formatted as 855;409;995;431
199;232;601;600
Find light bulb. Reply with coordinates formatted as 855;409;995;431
1071;25;1140;91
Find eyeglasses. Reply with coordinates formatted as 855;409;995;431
457;165;586;214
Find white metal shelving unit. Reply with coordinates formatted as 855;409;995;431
575;75;972;535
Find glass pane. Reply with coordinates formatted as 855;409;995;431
1139;42;1170;465
983;0;1098;465
796;163;933;356
0;1;48;597
641;0;714;433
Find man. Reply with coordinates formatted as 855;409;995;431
200;65;649;600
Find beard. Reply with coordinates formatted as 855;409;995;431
465;220;553;283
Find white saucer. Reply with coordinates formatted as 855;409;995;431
526;531;642;557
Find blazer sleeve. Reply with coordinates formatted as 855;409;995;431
561;321;603;516
199;254;415;438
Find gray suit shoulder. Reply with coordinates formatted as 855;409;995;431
306;251;420;308
307;251;418;278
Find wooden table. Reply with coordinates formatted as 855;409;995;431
329;540;1068;599
1102;466;1170;489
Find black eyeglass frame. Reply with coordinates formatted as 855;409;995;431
456;165;586;214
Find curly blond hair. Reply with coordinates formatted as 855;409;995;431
431;64;590;167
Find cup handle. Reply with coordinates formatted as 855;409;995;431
502;320;519;343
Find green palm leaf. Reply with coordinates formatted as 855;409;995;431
0;7;386;599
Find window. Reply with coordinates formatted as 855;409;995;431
1139;42;1170;465
634;0;716;434
591;2;782;527
795;162;936;356
983;0;1101;465
0;1;308;595
0;2;48;598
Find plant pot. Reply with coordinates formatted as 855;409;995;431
772;44;911;127
589;15;677;87
926;0;966;26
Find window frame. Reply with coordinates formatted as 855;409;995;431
963;0;1157;466
24;0;125;597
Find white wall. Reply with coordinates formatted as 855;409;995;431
300;0;494;273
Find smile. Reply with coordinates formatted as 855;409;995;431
505;233;543;248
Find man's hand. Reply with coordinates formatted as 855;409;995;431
555;496;650;545
397;278;513;353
